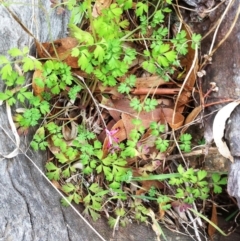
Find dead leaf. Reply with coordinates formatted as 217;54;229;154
184;105;203;125
36;37;79;68
135;179;164;196
48;135;73;155
208;204;218;240
52;180;62;190
147;209;164;241
179;24;198;88
101;96;122;121
98;83;124;99
92;0;112;17
32;69;45;98
135;75;167;89
62;121;78;141
213;101;240;162
138;160;161;175
160;108;184;130
0;102;20;159
182;105;203;132
158;203;166;219
122;109;163;139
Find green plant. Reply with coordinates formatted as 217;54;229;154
179;133;192;152
131;164;227;207
150;122;169;152
169;165;227;204
0;0;224;239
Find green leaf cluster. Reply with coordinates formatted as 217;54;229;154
179;133;192;152
150;122;165;136
211;173;227;194
83;183;108;221
118;75;136;94
168;165;227;204
134;203;148;222
96;153;128;189
41;60;73;95
61;183;82;206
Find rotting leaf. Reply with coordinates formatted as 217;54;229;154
136;180;164;196
103;98;184;137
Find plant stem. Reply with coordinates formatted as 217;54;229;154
87;0;97;43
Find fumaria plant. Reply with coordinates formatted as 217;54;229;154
0;0;227;239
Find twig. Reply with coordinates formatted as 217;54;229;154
186;210;202;241
73;74;107;129
131;88;180;95
172;46;198;167
165;147;218;161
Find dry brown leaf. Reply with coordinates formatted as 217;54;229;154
157;98;173;107
102;99;184;139
213;101;240;162
51;180;62;190
208;204;218;240
179;24;198;88
135;180;164;196
184;105;203;125
138;160;161;175
139;128;158;148
32;69;45;98
100;96;122;122
182;105;203;132
135;75;167;89
36;37;79;68
147;209;163;240
92;0;112;17
122;109;163;139
98;83;124;99
158;203;166;219
160;108;184;130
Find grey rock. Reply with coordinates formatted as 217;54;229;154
198;0;240;209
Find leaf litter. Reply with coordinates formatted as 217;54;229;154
5;0;236;240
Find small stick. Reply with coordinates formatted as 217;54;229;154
131;88;180;95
